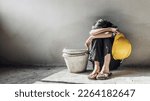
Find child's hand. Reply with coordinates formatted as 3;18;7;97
115;30;120;34
111;28;118;32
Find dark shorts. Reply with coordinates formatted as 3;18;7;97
89;38;121;70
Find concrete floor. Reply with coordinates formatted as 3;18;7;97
0;65;150;84
35;66;150;84
0;66;65;84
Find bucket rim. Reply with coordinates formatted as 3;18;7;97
63;48;88;54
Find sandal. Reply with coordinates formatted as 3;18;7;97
88;70;100;80
96;72;112;80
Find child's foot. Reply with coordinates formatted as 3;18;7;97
88;68;100;80
96;72;112;80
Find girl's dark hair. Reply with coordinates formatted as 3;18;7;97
92;19;117;29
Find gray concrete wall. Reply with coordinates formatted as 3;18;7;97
0;0;150;66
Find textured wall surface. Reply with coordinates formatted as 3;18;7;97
0;0;150;66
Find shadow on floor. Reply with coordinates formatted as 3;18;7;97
0;66;65;84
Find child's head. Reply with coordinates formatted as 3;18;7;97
92;18;117;29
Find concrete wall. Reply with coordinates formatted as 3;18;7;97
0;0;150;66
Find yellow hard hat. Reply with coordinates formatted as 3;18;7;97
112;33;132;60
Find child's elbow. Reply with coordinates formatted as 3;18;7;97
89;31;93;35
90;32;94;35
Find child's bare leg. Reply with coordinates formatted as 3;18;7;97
100;54;111;73
91;61;100;74
88;61;100;79
96;54;111;79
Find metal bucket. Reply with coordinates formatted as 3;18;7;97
62;49;88;73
